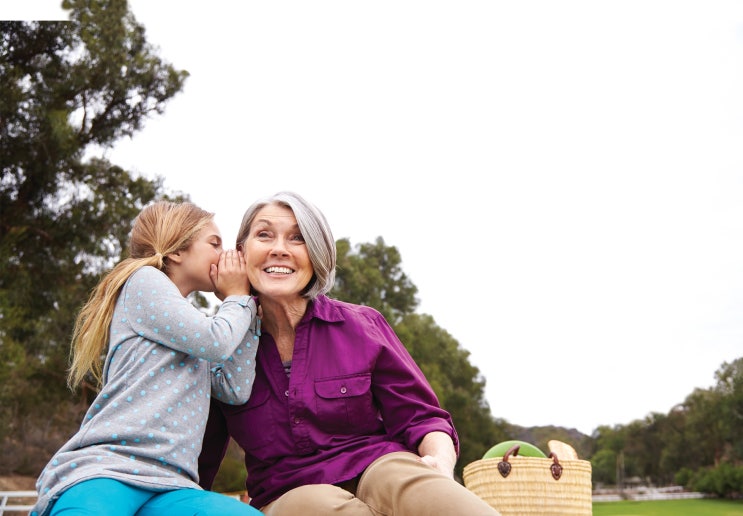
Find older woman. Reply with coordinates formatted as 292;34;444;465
198;191;498;515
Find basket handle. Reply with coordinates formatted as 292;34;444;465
548;452;563;480
496;445;564;480
496;444;519;477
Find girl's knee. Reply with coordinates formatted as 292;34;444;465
140;489;261;516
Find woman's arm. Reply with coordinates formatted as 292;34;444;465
198;400;231;489
366;310;460;452
418;431;457;478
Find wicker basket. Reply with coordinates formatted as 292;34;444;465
463;445;592;515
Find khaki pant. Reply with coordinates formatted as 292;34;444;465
261;451;499;516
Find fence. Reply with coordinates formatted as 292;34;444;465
0;490;37;515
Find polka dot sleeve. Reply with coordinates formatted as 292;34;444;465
122;267;256;363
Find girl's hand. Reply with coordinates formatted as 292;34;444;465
210;249;250;300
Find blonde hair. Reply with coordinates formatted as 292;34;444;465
68;201;214;390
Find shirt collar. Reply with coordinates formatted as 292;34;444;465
304;295;345;324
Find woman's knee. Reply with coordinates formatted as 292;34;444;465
262;484;372;516
360;451;428;487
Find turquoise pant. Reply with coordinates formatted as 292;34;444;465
47;478;262;516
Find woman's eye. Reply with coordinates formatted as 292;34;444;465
290;233;305;242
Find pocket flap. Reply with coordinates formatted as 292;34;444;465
315;374;371;399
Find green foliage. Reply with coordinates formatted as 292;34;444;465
211;440;248;494
658;408;692;483
333;237;418;324
591;448;618;485
714;358;743;462
0;4;186;474
674;467;694;488
587;358;743;496
689;463;743;498
593;424;627;454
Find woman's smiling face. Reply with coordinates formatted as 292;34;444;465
241;203;313;300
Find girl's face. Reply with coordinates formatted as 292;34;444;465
175;220;223;295
241;204;313;300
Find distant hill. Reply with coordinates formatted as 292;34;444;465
506;424;593;460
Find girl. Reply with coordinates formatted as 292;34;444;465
32;201;263;516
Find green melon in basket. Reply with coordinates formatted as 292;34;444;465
482;439;547;459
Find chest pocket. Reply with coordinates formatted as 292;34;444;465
314;373;380;433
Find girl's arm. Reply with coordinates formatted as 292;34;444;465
209;301;260;405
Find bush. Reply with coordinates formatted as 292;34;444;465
674;467;694;488
690;463;743;498
210;439;248;493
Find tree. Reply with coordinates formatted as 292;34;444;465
0;1;187;474
586;357;743;491
590;448;618;485
656;407;690;485
682;387;726;469
333;237;418;324
714;358;743;463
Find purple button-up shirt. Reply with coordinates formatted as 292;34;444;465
198;295;458;508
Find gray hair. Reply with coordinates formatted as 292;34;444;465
235;191;336;299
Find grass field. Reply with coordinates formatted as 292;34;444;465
593;498;743;515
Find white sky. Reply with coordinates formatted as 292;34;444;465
8;1;743;436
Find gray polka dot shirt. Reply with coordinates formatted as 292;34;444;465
32;266;259;516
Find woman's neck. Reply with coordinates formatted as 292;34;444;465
258;296;309;361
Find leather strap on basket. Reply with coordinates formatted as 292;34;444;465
548;452;563;480
496;444;520;478
496;444;518;477
496;445;564;480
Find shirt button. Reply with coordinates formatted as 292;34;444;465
284;390;289;397
340;386;347;394
294;418;300;425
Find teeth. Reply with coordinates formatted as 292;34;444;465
265;266;292;274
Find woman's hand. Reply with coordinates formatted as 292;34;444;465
210;249;250;300
418;431;457;478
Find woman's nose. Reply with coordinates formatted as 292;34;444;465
270;238;290;255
